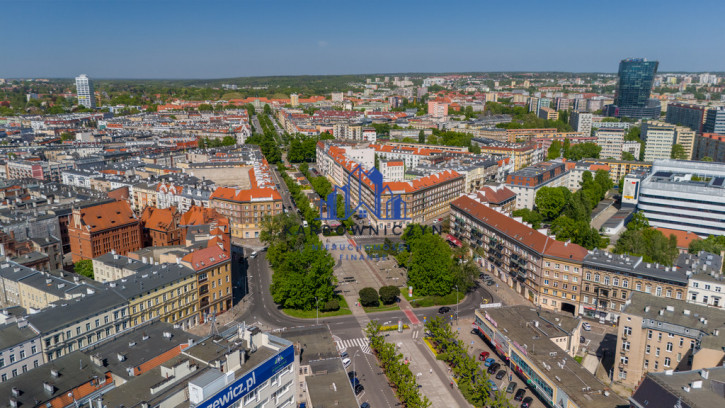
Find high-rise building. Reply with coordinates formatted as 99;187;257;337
595;129;626;159
290;93;299;107
642;121;676;161
665;102;707;132
604;58;660;119
570;111;593;136
74;74;96;109
693;133;725;162
704;106;725;134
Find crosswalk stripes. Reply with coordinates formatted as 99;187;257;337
335;337;372;355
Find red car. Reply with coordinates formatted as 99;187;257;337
479;351;490;361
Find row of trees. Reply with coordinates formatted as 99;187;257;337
689;235;725;260
366;321;431;408
259;213;338;310
513;170;611;249
485;101;572;132
197;136;236;148
288;133;333;162
614;213;679;265
395;224;477;296
425;317;514;407
276;163;322;230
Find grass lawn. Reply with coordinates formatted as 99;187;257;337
282;296;352;318
363;303;400;313
574;356;583;364
406;290;464;308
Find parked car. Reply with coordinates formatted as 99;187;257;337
360;403;370;408
506;382;517;394
582;322;592;331
354;384;364;395
250;251;258;259
479;351;490;361
342;358;351;368
495;370;506;380
348;371;357;381
487;380;498;391
340;351;349;359
438;306;451;314
351;378;360;387
580;336;586;343
514;389;526;401
484;357;496;367
486;280;495;286
487;363;500;374
522;397;534;408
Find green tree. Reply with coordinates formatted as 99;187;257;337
622;151;636;161
418;130;426;143
60;132;74;141
74;260;94;279
407;234;454;296
671;144;688;160
702;156;714;162
564;142;601;160
535;186;567;219
263;104;272;115
198;103;213;111
221;135;236;146
359;287;380;307
689;236;725;261
547;139;562;159
512;208;543;229
379;286;401;305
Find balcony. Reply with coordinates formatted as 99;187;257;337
200;297;210;309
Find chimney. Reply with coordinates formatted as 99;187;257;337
50;368;60;378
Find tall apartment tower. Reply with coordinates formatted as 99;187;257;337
570;111;593;136
75;74;96;109
604;58;660;119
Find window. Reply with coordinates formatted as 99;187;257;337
648;330;653;339
646;345;650;354
676;291;683;300
705;284;711;290
613;278;619;287
658;333;662;341
693;282;699;288
645;284;652;293
594;274;600;282
644;360;649;369
31;346;36;354
585;272;591;280
680;338;684;347
654;361;659;370
604;276;610;285
624;326;632;336
666;289;672;298
620;356;628;365
656;287;662;296
623;280;629;288
667;342;673;352
19;350;25;359
636;282;642;291
664;357;671;367
544;279;549;285
622;341;630;351
656;347;660;357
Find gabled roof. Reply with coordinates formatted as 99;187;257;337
141;206;178;232
75;200;138;233
209;186;281;202
181;246;229;272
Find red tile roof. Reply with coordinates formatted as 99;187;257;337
476;186;516;204
78;201;138;233
655;228;701;249
141;207;178;232
182;245;229;271
210;187;281;202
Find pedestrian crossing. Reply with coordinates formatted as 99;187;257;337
336;337;372;355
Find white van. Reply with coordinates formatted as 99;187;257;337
250;251;258;259
303;220;309;228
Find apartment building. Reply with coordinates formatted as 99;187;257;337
428;100;448;117
450;194;588;307
682;251;725;309
570;111;593;136
579;158;652;182
181;246;232;321
566;161;611;190
472;185;517;214
473;139;545;171
379;160;404;182
693;132;725;162
615;292;725;387
581;249;689;323
505;160;570;210
630;367;725;408
0;320;42;383
209;187;282;239
537;107;559;121
642;121;676;161
27;288;130;362
622;140;642;159
703;106;725;134
114;263;200;329
68;200;143;262
92;251;153;283
595;129;626;159
665;102;707;132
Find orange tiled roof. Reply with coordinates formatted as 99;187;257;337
141;207;178;232
655;228;702;249
210;187;281;202
182;245;229;271
78;201;137;233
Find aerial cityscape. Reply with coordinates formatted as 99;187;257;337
1;1;725;408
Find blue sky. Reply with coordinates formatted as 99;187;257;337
1;0;723;78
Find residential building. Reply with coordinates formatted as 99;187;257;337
615;292;725;387
622;140;642;159
209;187;282;239
595;129;626;159
472;185;517;214
75;74;96;109
140;206;182;247
92;251;153;283
537;107;559;121
566;161;611;190
539;240;589;315
505;160;569;210
605;58;661;119
570;111;593;136
579;158;652;182
636;160;725;237
693;133;725;162
114;262;200;329
474;307;628;408
703;106;725;134
68;200;143;262
379;160;404;182
27;288;129;362
290;93;299;107
581;249;689;323
427;100;448;117
181;246;232;321
473;139;545;171
642;121;676;161
630;367;725;408
683;252;725;308
665;102;707;132
0;320;42;383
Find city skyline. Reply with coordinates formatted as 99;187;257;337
2;0;724;78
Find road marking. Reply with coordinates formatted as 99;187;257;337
335;337;372;355
404;308;420;325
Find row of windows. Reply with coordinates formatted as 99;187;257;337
0;361;38;382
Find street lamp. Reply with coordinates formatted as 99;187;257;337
315;297;319;325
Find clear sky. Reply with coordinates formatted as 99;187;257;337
2;0;723;79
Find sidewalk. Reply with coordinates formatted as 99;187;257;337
481;266;534;307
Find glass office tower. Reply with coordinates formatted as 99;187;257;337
605;58;661;119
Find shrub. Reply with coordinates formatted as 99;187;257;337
379;285;401;304
359;287;380;307
321;299;340;312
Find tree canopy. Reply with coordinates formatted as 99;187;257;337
614;213;678;265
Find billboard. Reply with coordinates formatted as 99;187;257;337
196;345;294;408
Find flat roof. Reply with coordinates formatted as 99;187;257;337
631;367;725;408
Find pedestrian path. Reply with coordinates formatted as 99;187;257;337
335;337;372;355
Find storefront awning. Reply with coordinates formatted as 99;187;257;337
446;234;462;247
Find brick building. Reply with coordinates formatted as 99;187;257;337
68;201;142;262
140;206;182;247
